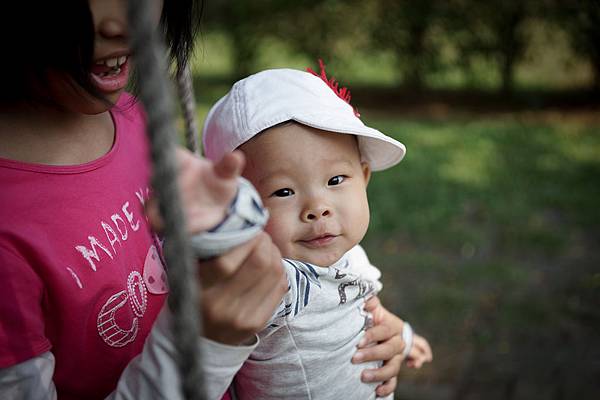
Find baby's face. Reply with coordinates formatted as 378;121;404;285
240;123;371;267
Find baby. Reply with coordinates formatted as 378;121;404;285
200;62;432;399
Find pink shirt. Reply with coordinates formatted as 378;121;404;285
0;94;168;399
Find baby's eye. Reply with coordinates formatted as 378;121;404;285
328;175;345;186
271;188;295;197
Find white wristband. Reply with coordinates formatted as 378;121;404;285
401;322;413;358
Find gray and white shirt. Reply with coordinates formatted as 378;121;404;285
233;245;390;400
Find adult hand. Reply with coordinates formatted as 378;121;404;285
198;232;287;345
146;148;285;344
352;296;405;397
147;148;245;234
405;334;433;369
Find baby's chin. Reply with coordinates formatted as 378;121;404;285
286;247;349;268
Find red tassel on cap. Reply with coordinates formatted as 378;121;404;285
307;59;361;118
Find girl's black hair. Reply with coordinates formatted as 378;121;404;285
0;1;202;105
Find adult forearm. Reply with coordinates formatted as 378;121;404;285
0;352;57;400
109;304;257;400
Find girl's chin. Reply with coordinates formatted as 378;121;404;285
45;71;123;115
102;90;124;106
65;90;123;115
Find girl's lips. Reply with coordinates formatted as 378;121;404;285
300;234;338;248
90;58;130;94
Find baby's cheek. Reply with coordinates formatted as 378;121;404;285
264;216;292;256
347;197;370;242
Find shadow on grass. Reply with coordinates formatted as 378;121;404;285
361;116;600;399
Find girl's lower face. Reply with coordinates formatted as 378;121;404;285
46;70;125;115
87;0;136;109
45;0;164;115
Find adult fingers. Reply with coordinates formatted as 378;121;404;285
363;296;388;325
174;148;229;232
412;336;433;362
375;377;398;398
197;234;265;286
353;334;404;364
175;147;194;167
223;259;286;334
361;354;402;383
406;351;428;369
200;236;286;344
358;324;398;349
202;273;283;344
363;295;381;313
213;150;245;179
223;233;284;295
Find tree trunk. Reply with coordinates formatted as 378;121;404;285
592;58;600;92
231;28;256;80
498;6;525;95
500;51;515;95
403;24;427;90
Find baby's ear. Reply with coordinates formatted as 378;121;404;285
361;162;371;185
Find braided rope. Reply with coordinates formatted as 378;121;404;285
177;65;200;155
127;1;205;399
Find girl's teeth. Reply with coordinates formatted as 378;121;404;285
94;56;127;67
98;67;121;78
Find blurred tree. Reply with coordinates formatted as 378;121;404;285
202;0;596;92
371;0;444;89
203;0;273;78
552;0;600;91
225;2;262;78
203;0;370;78
443;0;531;93
269;0;370;67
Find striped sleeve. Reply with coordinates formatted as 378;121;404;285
266;259;322;328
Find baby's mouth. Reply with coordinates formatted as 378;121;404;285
299;234;339;248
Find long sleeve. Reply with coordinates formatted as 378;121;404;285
0;305;257;400
109;305;258;400
0;352;57;400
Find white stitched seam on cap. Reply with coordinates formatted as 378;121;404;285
233;81;247;152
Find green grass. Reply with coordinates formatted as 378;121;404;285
190;87;600;395
364;115;600;245
357;112;600;397
188;36;600;395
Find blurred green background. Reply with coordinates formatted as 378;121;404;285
187;1;600;398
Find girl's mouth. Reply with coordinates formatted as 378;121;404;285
90;56;129;93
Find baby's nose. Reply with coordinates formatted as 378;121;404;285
301;205;331;222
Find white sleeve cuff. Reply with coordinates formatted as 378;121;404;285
190;177;268;259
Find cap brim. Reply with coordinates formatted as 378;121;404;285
291;111;406;171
